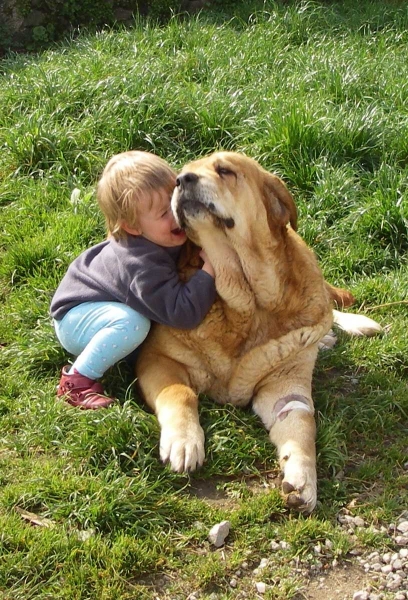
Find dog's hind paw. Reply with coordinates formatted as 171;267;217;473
333;309;383;337
318;329;337;350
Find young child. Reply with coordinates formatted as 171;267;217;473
50;151;215;410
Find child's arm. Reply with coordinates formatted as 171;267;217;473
199;250;215;279
129;255;216;330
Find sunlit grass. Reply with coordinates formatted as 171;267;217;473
0;1;407;598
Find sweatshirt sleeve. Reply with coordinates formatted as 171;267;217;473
127;258;216;329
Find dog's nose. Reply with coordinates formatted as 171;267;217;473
176;172;199;187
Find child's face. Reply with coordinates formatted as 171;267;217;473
125;188;187;247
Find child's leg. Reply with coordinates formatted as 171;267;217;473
53;302;150;409
54;301;150;380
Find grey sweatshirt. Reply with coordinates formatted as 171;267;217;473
50;235;216;329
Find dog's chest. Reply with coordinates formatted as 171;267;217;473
178;306;289;397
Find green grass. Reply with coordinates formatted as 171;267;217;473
1;1;407;598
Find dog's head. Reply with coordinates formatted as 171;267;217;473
171;152;297;246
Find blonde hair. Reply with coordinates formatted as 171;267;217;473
97;150;177;239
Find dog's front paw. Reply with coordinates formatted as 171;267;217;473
160;423;205;473
281;455;317;514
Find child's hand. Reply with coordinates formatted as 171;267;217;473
199;250;215;278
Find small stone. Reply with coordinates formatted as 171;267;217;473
381;565;393;575
255;582;267;594
395;536;408;545
353;591;369;600
386;576;402;590
399;548;408;558
280;541;290;550
229;578;237;588
393;559;403;570
397;521;408;534
371;563;382;572
270;541;280;551
383;553;392;564
259;558;269;569
325;539;333;550
314;544;322;554
395;594;406;600
354;516;366;527
208;520;231;547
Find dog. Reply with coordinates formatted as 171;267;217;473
136;152;381;513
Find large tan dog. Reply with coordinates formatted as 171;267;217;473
136;152;381;513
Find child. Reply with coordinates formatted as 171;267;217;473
50;151;215;410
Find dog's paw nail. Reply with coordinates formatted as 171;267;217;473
282;481;295;494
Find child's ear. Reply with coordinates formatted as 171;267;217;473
121;221;141;236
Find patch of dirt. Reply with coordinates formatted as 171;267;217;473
297;563;370;600
188;477;235;508
187;471;282;509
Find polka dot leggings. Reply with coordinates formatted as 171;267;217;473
53;302;151;380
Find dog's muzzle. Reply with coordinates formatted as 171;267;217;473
173;173;235;230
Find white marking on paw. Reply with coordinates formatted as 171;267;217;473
160;424;205;473
333;310;383;336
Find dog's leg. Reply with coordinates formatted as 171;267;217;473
137;353;205;473
252;352;318;513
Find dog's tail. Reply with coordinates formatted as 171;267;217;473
332;309;383;337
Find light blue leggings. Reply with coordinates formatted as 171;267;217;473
53;302;151;380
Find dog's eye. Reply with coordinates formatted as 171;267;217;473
215;166;234;178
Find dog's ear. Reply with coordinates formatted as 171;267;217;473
262;171;298;232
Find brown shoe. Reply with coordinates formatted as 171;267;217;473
57;366;115;409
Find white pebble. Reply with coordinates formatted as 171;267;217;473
208;520;231;547
395;536;408;545
255;582;267;594
397;521;408;534
352;591;369;600
386;578;401;590
381;565;393;574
